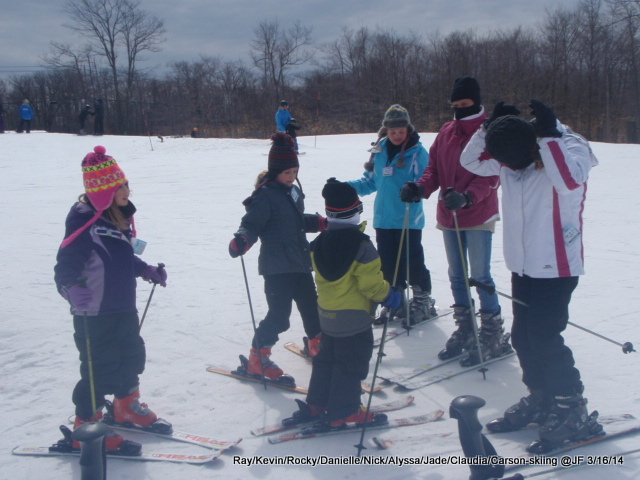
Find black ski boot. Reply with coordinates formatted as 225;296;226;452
460;309;513;367
534;394;602;450
402;286;437;327
282;399;327;427
438;305;474;360
486;389;551;433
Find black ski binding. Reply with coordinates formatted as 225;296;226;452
526;411;605;454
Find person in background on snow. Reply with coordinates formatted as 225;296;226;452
0;101;6;133
275;100;292;132
78;104;93;135
54;146;168;454
93;98;105;135
401;77;510;367
348;104;436;327
461;100;601;448
228;132;326;382
16;99;33;133
287;179;401;428
286;117;301;152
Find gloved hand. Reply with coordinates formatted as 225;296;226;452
318;215;328;232
142;264;167;287
382;287;402;311
229;234;250;258
444;190;472;210
400;182;423;203
484;101;521;129
61;284;94;312
529;99;562;138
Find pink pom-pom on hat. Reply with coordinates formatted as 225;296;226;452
60;146;128;248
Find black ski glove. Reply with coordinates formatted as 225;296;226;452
444;189;472;211
484;101;521;129
400;182;423;203
529;99;562;138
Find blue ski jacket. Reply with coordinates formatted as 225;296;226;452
348;134;429;229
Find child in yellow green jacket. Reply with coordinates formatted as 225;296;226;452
300;178;401;428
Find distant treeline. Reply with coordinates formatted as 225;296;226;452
1;0;639;142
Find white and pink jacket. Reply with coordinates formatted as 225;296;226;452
461;123;598;279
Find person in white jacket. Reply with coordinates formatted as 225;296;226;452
460;100;600;450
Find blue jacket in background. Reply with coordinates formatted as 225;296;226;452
348;135;429;230
275;108;292;132
20;104;33;120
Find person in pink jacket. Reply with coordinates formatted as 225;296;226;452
401;77;513;366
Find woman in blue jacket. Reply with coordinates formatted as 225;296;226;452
348;105;436;326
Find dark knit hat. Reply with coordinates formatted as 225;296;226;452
485;115;538;170
382;104;412;130
322;178;363;219
268;132;299;173
450;76;481;105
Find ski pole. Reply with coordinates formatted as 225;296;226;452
403;211;412;332
355;203;410;457
77;278;99;418
82;311;99;418
468;277;528;306
452;208;488;378
469;277;636;354
240;255;267;390
139;263;165;330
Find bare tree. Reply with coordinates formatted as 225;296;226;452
62;0;166;133
250;19;313;102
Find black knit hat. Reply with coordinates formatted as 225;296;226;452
382;104;413;130
450;76;481;105
485;115;538;170
322;178;363;219
268;132;299;173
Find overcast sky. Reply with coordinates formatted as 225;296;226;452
1;0;581;79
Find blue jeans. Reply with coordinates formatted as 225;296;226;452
442;229;499;313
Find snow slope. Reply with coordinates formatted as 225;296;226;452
1;131;639;479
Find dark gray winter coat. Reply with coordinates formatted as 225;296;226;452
236;180;321;276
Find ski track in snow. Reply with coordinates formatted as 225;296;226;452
1;132;639;479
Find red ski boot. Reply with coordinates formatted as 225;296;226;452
113;389;158;428
247;348;284;380
330;405;387;428
73;412;128;452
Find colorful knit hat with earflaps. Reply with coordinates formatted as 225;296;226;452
60;146;128;248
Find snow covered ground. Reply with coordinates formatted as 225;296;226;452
1;130;639;479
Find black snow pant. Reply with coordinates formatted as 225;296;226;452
252;272;321;349
94;115;104;135
72;312;146;419
510;273;583;397
375;228;432;292
17;119;31;133
306;329;374;421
